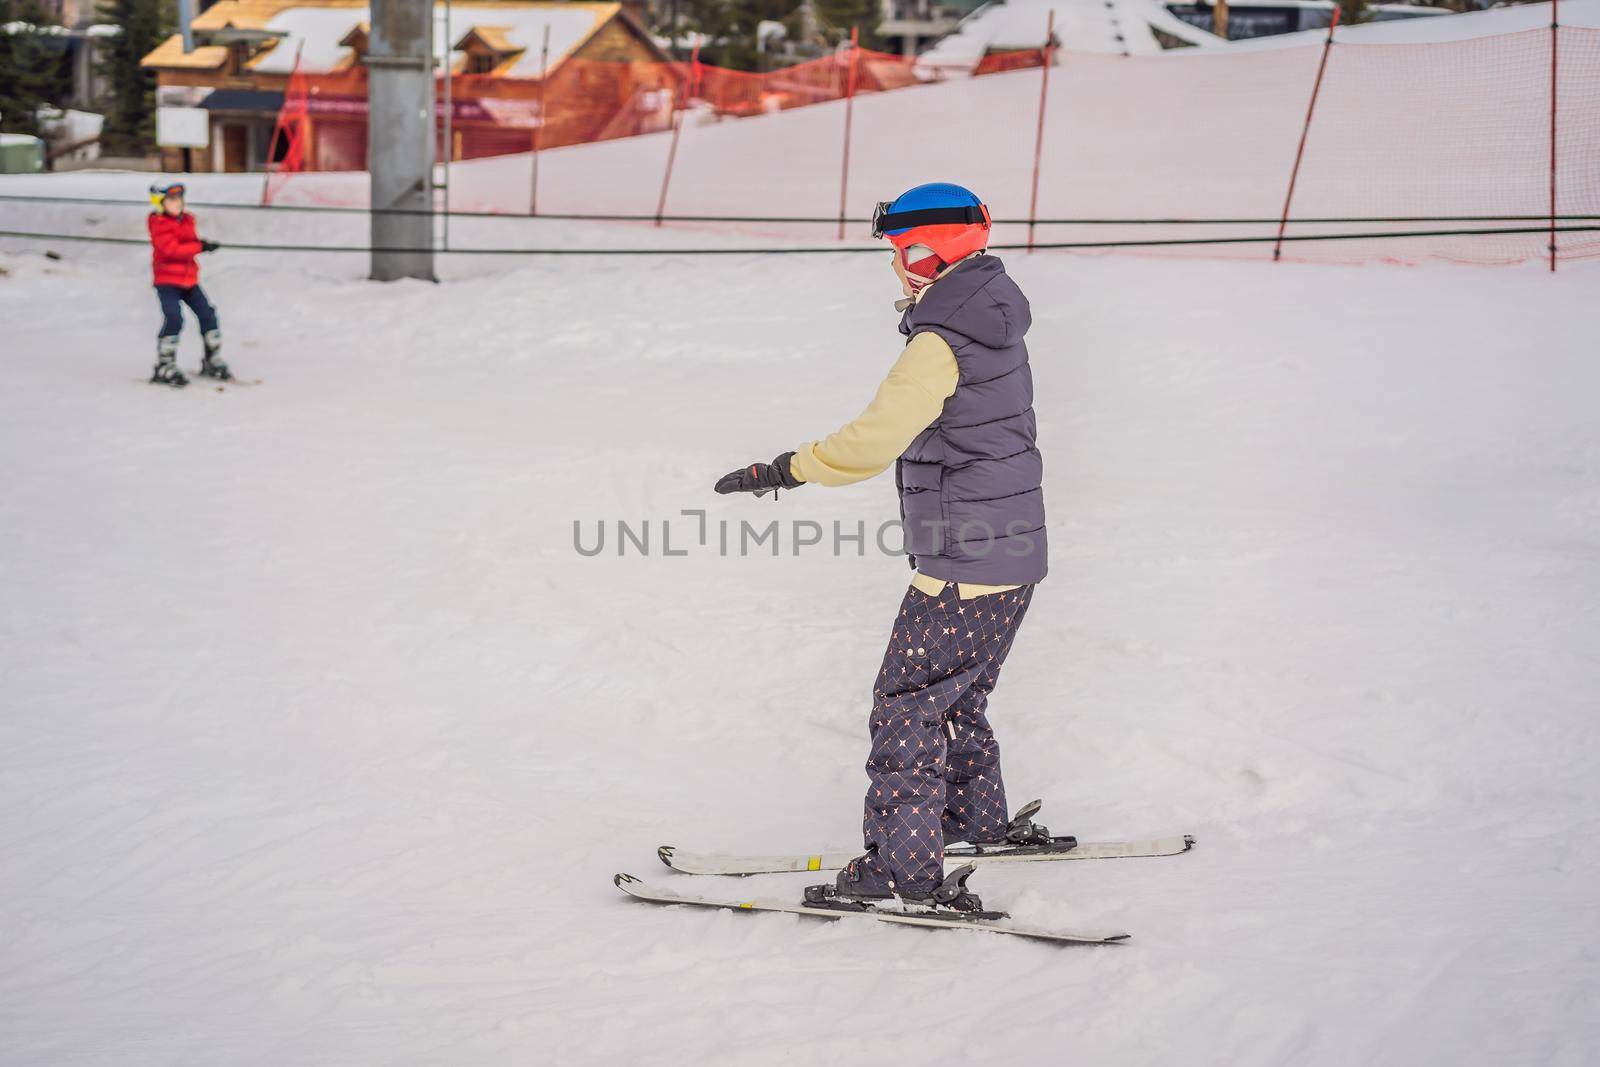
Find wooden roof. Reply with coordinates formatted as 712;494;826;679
457;25;521;54
141;36;231;69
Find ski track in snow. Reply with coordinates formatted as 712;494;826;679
2;230;1599;1065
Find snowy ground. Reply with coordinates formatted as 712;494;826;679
2;218;1599;1065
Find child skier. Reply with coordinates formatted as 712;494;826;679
714;183;1053;915
147;181;232;387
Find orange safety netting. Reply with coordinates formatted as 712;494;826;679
1273;25;1599;265
263;46;926;182
971;48;1049;77
691;47;925;117
262;51;311;204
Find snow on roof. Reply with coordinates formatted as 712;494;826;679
249;8;370;72
246;3;616;76
918;0;1220;72
1223;0;1600;50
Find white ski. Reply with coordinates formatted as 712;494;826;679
657;834;1195;877
614;874;1129;945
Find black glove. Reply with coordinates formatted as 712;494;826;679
714;451;802;498
200;239;220;253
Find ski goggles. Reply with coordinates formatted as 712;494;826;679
149;182;186;206
871;200;990;239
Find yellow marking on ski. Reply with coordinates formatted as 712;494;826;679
740;902;755;909
807;855;822;871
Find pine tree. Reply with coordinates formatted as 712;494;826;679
0;1;76;137
1335;0;1371;27
678;0;805;70
98;0;168;154
811;0;879;49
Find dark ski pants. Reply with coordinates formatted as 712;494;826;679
156;284;219;340
859;582;1035;892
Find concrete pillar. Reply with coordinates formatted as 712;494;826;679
177;0;194;52
368;0;435;282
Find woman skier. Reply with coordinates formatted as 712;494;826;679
147;181;232;387
714;183;1053;915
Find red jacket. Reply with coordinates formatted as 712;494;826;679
149;211;203;288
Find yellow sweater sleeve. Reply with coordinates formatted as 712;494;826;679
789;332;959;487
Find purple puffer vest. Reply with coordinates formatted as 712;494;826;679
895;254;1048;585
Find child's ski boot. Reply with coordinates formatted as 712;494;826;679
198;330;233;381
804;860;1004;919
151;338;188;388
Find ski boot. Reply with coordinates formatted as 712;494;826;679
803;853;893;911
804;859;1004;919
197;330;233;381
151;338;188;388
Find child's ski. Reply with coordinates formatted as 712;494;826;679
614;874;1129;945
657;834;1195;876
135;377;262;389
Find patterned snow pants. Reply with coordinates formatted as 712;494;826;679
859;581;1035;893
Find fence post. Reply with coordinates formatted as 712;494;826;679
1027;11;1056;253
837;27;860;241
1274;8;1340;262
1549;0;1560;272
529;23;550;216
441;0;452;251
655;46;698;227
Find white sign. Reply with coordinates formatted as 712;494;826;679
156;107;211;149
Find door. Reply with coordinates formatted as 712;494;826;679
222;124;248;173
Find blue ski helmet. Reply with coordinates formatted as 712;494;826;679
872;182;992;276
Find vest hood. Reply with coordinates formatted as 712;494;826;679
900;254;1031;350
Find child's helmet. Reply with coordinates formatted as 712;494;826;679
872;183;992;282
149;181;186;208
